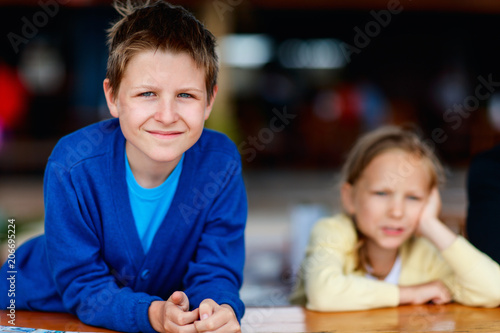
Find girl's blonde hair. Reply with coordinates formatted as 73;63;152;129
341;125;445;188
341;125;445;273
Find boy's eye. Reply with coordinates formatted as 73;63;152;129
140;91;156;97
374;191;388;196
178;93;192;98
407;195;422;201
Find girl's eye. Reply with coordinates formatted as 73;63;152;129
407;195;422;201
178;93;192;98
374;191;388;196
140;92;155;97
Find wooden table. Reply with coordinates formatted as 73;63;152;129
242;304;500;332
0;310;116;332
1;304;499;332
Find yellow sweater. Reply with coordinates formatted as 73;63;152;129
289;214;500;311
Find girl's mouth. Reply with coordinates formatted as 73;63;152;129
382;226;404;236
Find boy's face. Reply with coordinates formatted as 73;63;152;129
104;50;216;170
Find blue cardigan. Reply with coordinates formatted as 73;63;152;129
1;119;247;332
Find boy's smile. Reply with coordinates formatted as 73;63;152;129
104;50;217;186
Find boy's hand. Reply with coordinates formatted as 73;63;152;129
194;299;241;332
399;280;452;305
148;291;199;333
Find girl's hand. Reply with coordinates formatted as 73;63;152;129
148;291;199;333
399;280;452;305
417;187;457;251
417;187;441;237
194;299;241;332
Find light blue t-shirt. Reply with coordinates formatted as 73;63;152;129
125;153;184;253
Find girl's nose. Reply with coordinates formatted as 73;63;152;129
388;196;404;219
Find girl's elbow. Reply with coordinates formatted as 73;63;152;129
457;289;500;308
306;291;362;312
486;288;500;308
306;294;335;312
466;298;500;308
306;286;343;311
477;285;500;307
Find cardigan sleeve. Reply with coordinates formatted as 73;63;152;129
299;216;399;312
182;156;247;321
43;161;161;333
440;236;500;307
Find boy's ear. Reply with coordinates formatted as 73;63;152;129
341;183;355;215
204;85;218;121
103;78;118;118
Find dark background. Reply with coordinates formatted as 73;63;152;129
1;0;499;305
1;0;500;174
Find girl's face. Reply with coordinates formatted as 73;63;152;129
341;149;432;251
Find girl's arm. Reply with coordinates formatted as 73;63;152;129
417;187;500;307
304;216;453;310
302;217;400;311
399;280;451;305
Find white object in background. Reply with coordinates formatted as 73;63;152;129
289;203;329;282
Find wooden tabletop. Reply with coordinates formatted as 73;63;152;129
242;304;500;332
1;304;499;332
0;310;117;332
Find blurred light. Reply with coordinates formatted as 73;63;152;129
278;39;346;69
431;69;468;111
220;34;273;68
488;93;500;131
0;63;28;129
312;90;341;121
19;40;65;95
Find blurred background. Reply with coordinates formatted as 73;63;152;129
1;0;500;307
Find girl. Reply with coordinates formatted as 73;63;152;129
290;126;500;311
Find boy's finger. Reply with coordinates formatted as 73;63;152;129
169;291;190;311
199;300;215;320
170;291;184;303
166;303;199;326
176;309;200;326
195;306;239;332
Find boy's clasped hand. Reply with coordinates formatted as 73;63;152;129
149;292;240;333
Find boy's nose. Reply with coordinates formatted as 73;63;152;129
154;99;179;124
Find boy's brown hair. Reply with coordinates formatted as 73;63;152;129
106;0;218;103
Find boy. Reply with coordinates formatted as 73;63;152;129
0;1;246;332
